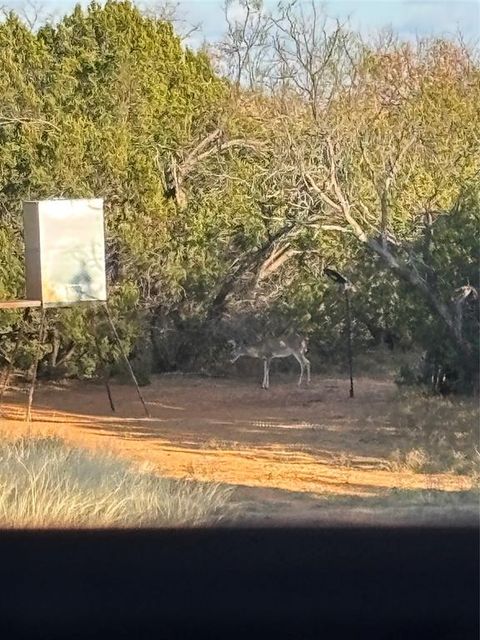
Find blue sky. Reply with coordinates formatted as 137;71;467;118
5;0;479;44
177;0;479;42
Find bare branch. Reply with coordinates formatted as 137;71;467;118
160;129;264;208
0;115;60;131
140;1;202;43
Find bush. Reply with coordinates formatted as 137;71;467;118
398;188;479;395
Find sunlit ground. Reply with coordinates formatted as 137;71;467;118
0;373;478;525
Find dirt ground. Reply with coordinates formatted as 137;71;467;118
0;371;478;525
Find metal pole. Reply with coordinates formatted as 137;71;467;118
0;307;31;408
102;303;150;418
26;306;47;422
344;287;354;399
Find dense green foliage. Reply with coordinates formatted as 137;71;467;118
0;1;229;377
0;1;477;392
396;187;479;393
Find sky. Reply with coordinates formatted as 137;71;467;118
4;0;480;45
176;0;479;43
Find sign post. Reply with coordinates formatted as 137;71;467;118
324;268;355;399
0;198;150;420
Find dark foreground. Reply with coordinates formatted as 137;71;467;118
0;526;477;639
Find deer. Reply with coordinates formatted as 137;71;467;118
228;334;311;390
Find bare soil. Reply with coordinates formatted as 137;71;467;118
0;372;477;525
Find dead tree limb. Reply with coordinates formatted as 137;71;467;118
161;130;264;209
305;142;474;360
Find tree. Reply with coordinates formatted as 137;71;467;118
213;2;479;386
0;1;229;376
0;0;477;392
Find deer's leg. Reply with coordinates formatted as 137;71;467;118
293;353;304;386
262;358;270;390
304;356;311;384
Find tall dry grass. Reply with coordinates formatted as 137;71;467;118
0;435;235;528
387;393;480;478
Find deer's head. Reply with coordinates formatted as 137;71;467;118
228;339;246;363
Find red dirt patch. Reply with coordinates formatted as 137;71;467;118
0;374;474;509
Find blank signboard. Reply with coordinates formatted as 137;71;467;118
23;199;107;306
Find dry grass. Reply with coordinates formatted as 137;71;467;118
387;393;480;478
0;435;235;528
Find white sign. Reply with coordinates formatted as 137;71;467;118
23;198;107;306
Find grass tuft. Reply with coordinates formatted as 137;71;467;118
387;393;479;476
0;435;235;528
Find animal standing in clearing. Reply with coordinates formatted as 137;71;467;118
229;335;311;390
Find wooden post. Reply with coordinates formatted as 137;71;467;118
93;331;116;413
103;369;116;414
344;287;354;399
0;307;31;406
102;304;150;418
26;306;47;422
